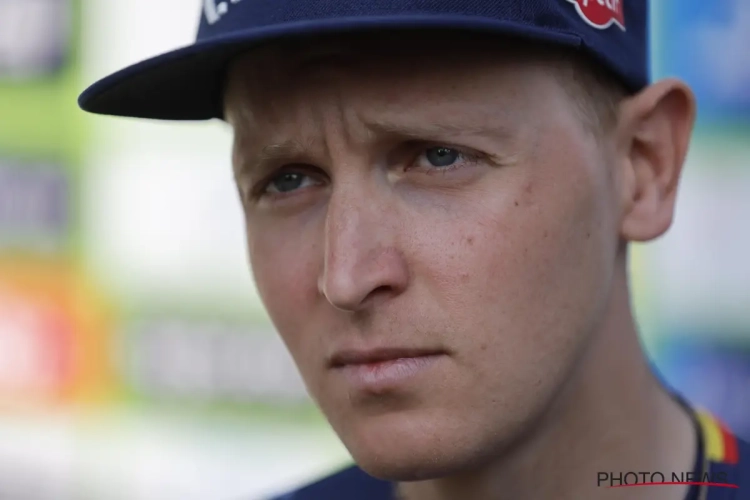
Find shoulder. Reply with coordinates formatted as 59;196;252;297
724;434;750;494
699;410;750;500
268;464;394;500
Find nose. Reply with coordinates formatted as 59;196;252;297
318;183;409;312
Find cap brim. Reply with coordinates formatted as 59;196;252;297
78;15;582;121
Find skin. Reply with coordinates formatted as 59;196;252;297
224;35;696;499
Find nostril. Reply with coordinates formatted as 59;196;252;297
369;284;395;298
358;284;398;309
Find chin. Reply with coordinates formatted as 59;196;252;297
338;411;503;482
353;446;471;482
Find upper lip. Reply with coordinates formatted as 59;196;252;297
328;347;445;368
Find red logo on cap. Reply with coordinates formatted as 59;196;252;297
567;0;625;31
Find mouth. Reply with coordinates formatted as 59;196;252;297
328;347;446;369
328;347;447;393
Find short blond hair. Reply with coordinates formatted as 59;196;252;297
554;50;629;135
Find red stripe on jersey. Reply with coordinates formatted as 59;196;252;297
717;418;739;464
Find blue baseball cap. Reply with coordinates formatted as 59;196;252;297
78;0;648;121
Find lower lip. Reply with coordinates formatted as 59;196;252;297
335;354;443;393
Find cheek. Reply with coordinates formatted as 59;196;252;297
247;221;321;358
407;140;614;394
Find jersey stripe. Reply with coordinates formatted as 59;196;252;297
697;411;726;463
716;418;739;465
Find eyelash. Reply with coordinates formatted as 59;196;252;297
249;166;324;200
250;144;480;200
409;145;480;174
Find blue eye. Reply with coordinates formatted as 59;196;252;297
424;147;460;167
267;172;309;193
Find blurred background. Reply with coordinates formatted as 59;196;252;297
0;0;748;499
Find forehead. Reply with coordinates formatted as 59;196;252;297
219;35;594;174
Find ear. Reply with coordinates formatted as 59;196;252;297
615;78;696;242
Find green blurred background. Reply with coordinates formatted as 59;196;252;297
0;1;748;499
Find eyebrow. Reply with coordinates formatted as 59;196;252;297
234;139;312;180
235;117;516;179
365;118;514;142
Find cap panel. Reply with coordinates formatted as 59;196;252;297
79;0;648;120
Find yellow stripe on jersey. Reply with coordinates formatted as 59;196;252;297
697;410;725;463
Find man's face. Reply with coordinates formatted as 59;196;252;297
226;39;622;480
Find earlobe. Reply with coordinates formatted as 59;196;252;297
617;79;696;242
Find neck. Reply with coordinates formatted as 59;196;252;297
396;260;697;500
